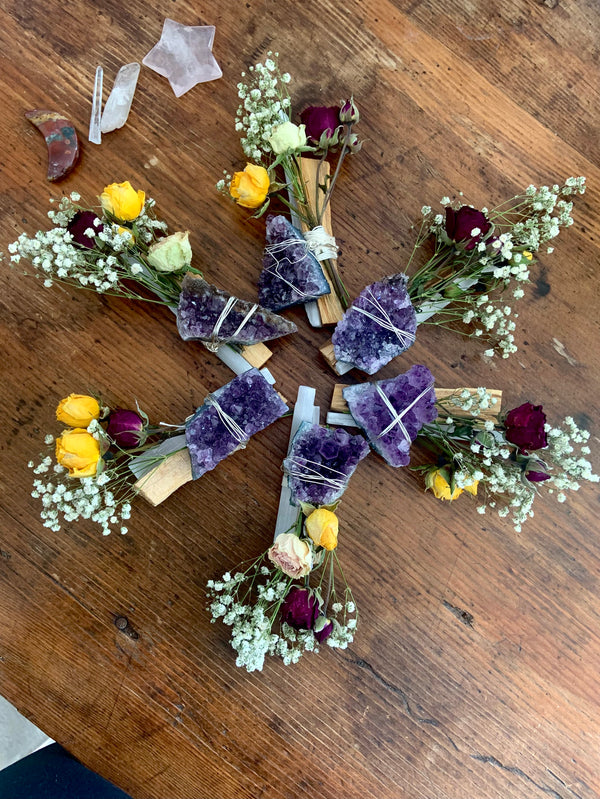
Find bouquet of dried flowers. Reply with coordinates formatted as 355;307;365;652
415;389;598;530
6;182;199;305
406;177;586;357
29;392;185;536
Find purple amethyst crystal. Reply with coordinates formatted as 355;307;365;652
185;369;288;479
342;365;437;467
258;215;331;311
283;422;369;506
177;274;297;345
331;274;417;374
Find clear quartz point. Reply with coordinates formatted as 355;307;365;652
88;66;103;144
101;62;140;133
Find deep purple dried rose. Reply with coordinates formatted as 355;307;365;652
280;587;319;630
107;409;145;449
314;617;334;643
67;211;103;249
504;402;548;451
445;206;491;251
299;105;340;144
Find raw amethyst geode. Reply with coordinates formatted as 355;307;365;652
342;365;437;467
177;273;297;345
258;215;331;311
331;274;417;374
185;369;288;479
283;422;369;506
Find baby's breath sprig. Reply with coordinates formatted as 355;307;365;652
406;177;586;358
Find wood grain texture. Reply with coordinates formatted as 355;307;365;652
1;1;599;798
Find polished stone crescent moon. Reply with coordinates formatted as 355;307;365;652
25;109;80;181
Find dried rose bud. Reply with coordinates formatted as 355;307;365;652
339;98;360;124
280;587;319;629
504;402;548;451
106;409;145;449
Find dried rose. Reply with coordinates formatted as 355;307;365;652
299;105;340;144
106;409;145;449
504;402;548;451
100;181;145;222
55;429;101;478
339;98;359;124
268;121;307;154
229;164;270;209
67;211;103;249
445;206;491;251
280;587;319;629
56;394;100;428
305;508;338;550
268;532;312;578
314;617;334;643
147;231;192;273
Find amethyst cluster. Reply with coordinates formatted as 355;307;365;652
332;274;417;374
342;365;437;467
258;215;331;311
185;369;288;479
177;274;297;345
283;422;370;506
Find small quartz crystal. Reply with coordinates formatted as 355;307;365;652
342;365;437;467
332;274;417;374
283;422;369;506
185;369;288;479
101;63;140;133
258;215;331;311
142;19;222;97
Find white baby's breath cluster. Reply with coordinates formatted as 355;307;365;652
207;558;356;673
29;434;132;536
235;52;292;162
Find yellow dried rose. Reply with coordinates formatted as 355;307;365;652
425;469;463;501
55;429;101;478
100;181;145;222
56;394;100;428
305;508;338;550
229;164;270;209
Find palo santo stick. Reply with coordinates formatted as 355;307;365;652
300;157;345;325
239;342;272;369
134;448;193;507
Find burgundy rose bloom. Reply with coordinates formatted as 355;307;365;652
67;211;103;249
280;587;319;630
107;409;144;449
445;206;491;251
299;105;340;144
504;402;548;451
314;618;334;643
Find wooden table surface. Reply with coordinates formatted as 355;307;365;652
1;1;599;797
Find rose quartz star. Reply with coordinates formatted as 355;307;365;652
142;19;222;97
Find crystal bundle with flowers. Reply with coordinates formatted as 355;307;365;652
405;178;586;357
217;51;362;312
415;391;598;530
207;418;369;672
29;392;182;536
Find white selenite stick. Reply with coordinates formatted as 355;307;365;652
273;386;320;541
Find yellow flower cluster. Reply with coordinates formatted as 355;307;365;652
55;394;102;478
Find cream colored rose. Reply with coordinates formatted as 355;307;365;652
147;231;192;272
268;121;307;154
268;532;312;578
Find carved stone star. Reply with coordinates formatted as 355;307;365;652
142;19;222;97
